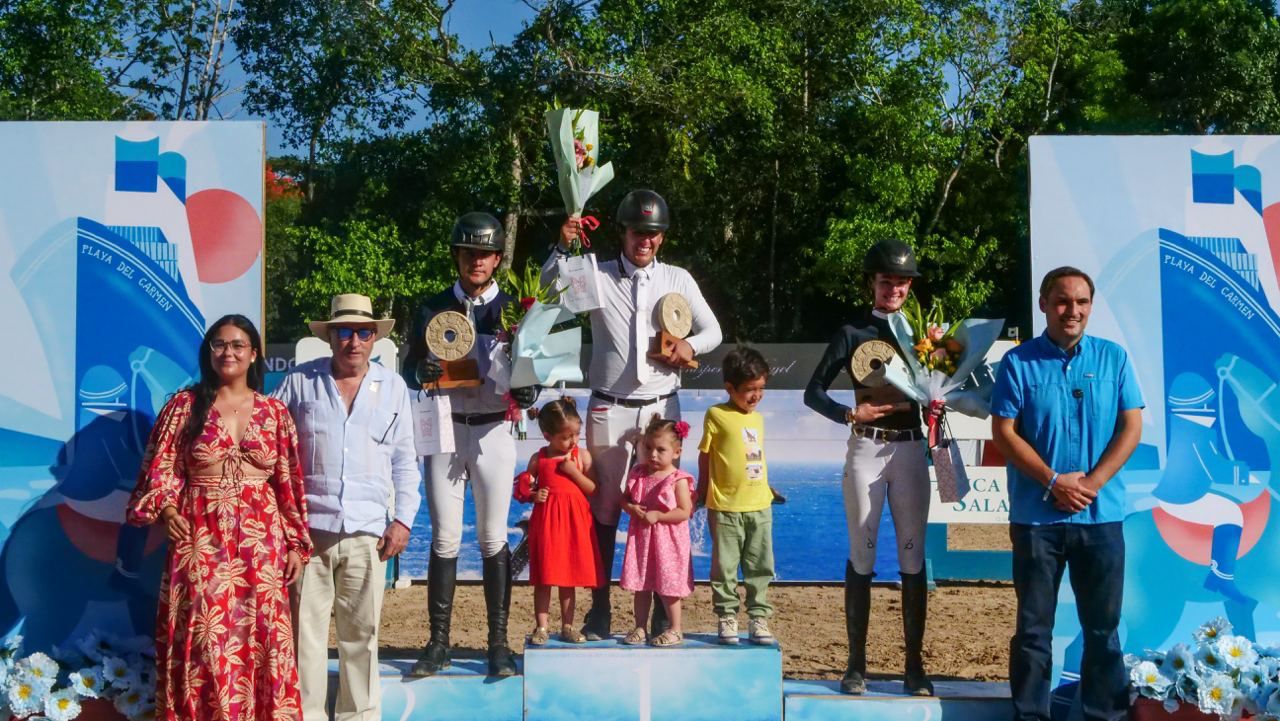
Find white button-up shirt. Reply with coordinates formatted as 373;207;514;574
543;252;722;398
273;358;421;535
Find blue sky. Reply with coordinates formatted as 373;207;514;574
243;0;537;154
451;0;537;51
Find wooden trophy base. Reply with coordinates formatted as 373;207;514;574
435;358;483;389
648;330;699;369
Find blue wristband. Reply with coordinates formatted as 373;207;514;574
1042;472;1059;502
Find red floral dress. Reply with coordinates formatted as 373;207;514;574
127;390;312;721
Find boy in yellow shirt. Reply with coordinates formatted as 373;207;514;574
698;346;776;645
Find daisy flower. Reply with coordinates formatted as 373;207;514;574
69;666;105;699
43;688;81;721
1196;644;1227;674
1130;660;1173;694
1197;672;1239;717
7;678;46;718
101;657;133;690
1195;617;1233;645
1217;635;1259;669
1162;644;1195;679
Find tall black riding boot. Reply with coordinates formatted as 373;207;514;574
409;553;456;677
582;521;617;640
483;545;518;677
841;561;872;695
901;570;935;696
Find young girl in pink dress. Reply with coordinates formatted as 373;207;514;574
619;415;695;646
514;398;599;645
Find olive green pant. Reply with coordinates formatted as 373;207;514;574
709;507;776;617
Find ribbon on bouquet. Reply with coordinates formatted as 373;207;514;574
576;215;601;249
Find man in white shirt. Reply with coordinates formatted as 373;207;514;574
546;190;722;639
273;294;421;721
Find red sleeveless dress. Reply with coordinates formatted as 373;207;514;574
515;448;600;587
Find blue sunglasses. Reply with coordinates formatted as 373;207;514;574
333;328;375;342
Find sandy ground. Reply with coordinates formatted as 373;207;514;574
359;576;1016;681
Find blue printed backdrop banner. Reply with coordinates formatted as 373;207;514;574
0;122;264;651
1031;136;1280;690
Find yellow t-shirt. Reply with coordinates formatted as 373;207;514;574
699;403;772;512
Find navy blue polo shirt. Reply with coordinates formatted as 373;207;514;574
991;332;1144;525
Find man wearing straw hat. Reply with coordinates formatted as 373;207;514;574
273;293;420;721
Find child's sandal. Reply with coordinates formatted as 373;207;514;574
528;626;550;646
650;629;684;647
559;625;587;644
621;627;647;645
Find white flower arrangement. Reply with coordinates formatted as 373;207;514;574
1128;617;1280;720
0;632;156;721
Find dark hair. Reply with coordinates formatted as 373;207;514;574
1039;266;1095;300
536;396;581;436
723;346;769;386
644;414;683;446
183;315;266;447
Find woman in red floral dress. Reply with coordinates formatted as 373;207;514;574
128;314;312;721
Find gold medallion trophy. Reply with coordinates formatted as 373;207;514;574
849;339;911;412
648;292;700;369
424;310;483;388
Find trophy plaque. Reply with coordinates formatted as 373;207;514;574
648;292;700;369
425;310;482;389
850;339;910;411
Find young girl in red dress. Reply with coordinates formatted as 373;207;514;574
514;397;600;645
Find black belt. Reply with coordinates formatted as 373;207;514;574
851;425;925;443
451;411;508;426
591;390;677;409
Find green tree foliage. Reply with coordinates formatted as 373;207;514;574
14;0;1280;341
0;1;129;119
288;219;453;341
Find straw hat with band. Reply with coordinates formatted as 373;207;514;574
308;294;394;340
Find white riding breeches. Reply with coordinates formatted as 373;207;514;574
585;395;682;526
842;434;930;576
426;420;517;559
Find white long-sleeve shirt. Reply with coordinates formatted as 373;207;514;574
543;250;722;398
272;358;421;535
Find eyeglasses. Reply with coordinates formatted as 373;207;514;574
334;328;376;342
211;340;252;354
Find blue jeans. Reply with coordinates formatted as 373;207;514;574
1009;522;1127;721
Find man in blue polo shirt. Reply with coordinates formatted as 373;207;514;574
991;266;1144;721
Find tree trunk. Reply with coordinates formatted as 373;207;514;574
306;132;318;202
501;128;522;272
769;158;780;338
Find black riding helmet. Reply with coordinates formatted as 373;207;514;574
451;212;506;253
864;238;921;278
616;190;670;232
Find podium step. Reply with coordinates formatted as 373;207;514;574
783;679;1010;721
329;658;524;721
523;633;783;721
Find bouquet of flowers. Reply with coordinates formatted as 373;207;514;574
0;632;157;721
878;295;1004;445
545;106;615;227
490;263;584;438
498;262;562;338
1128;617;1280;720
